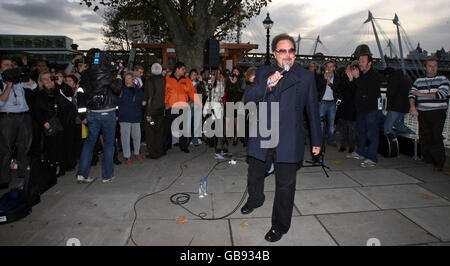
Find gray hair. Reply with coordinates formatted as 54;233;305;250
123;71;135;79
151;62;162;75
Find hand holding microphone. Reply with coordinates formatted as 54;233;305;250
267;64;290;90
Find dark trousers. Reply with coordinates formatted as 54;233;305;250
0;113;33;184
43;133;64;170
145;115;165;158
246;150;299;234
164;108;191;152
418;110;446;167
62;123;77;171
338;119;356;150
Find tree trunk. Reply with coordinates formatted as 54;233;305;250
174;39;206;71
157;0;214;70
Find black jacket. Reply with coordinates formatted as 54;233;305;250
79;64;122;110
32;85;69;129
337;75;357;121
386;70;412;113
316;73;342;102
352;68;384;114
244;63;321;163
226;78;244;103
144;75;166;117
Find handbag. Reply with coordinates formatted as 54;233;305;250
44;116;64;136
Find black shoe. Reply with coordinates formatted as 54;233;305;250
114;159;122;165
348;148;354;153
240;204;254;215
0;183;9;190
338;147;346;152
264;228;284;243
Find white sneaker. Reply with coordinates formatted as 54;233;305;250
215;153;225;160
77;175;94;184
102;176;115;184
197;139;202;145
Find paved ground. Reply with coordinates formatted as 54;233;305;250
1;142;450;246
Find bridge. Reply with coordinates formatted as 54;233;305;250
238;53;450;73
238;10;450;77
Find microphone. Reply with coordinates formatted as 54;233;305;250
280;64;290;75
268;64;290;85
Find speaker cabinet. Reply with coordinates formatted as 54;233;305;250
204;39;220;69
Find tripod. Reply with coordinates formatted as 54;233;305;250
303;116;331;178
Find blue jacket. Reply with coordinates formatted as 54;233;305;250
244;63;322;163
118;85;145;123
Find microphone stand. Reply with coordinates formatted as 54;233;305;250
303;116;331;178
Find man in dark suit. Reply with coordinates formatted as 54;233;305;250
242;33;322;242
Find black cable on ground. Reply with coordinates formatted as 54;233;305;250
128;144;249;246
169;157;249;221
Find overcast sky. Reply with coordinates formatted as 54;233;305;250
0;0;448;57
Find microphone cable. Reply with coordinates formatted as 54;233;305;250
128;144;249;246
169;155;249;221
128;144;209;246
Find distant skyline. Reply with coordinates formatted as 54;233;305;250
0;0;448;57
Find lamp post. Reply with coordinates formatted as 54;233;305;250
263;12;274;65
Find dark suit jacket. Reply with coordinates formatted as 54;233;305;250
244;63;322;163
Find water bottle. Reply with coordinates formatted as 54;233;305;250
202;177;208;196
198;179;205;199
378;97;383;110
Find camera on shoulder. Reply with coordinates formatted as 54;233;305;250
1;67;31;84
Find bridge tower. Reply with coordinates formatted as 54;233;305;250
364;11;387;68
393;14;407;75
313;35;322;55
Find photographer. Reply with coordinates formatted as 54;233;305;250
76;49;122;184
0;56;37;190
65;54;87;81
226;67;245;146
316;60;342;147
32;71;68;177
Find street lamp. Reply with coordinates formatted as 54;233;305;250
263;12;274;65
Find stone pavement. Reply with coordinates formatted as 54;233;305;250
1;142;450;246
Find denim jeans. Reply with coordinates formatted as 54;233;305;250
77;110;116;180
356;111;381;163
319;101;337;144
383;111;416;135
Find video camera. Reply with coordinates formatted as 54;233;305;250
1;67;31;84
88;50;124;76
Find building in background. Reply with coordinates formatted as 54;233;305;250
0;34;79;65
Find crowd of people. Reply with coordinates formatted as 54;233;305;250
1;34;449;244
0;44;448;190
308;48;449;171
0;52;259;189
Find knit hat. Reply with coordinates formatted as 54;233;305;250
66;74;79;84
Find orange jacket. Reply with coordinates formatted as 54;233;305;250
165;75;201;108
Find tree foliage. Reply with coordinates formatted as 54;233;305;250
81;0;271;69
